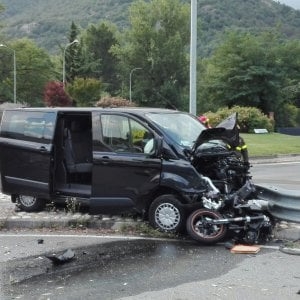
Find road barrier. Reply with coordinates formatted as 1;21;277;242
255;184;300;223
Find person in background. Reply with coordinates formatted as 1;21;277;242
198;115;211;128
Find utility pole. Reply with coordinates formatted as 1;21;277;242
189;0;197;115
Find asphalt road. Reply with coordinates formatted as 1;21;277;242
1;239;299;300
251;161;300;190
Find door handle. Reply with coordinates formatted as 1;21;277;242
39;146;48;153
101;156;110;165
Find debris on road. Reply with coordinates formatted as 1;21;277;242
230;244;261;254
45;248;75;265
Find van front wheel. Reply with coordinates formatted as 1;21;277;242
16;195;46;212
148;195;185;233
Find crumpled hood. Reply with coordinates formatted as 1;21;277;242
192;112;240;154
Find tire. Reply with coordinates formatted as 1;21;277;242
16;195;46;212
148;194;185;232
186;209;227;244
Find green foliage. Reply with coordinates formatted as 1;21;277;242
198;31;300;123
1;0;300;57
112;0;190;109
64;22;81;84
66;77;103;107
197;0;300;57
0;38;56;106
275;103;300;127
0;0;130;54
198;31;282;114
205;106;274;133
80;21;120;94
1;0;300;121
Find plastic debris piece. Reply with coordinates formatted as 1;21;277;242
45;249;75;265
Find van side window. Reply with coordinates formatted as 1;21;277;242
101;115;130;152
100;114;153;153
0;111;56;143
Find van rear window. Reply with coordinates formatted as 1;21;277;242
0;111;56;142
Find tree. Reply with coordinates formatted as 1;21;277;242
112;0;190;109
198;31;286;115
0;44;15;102
79;22;120;95
44;81;73;107
64;22;81;84
66;77;103;107
0;39;56;106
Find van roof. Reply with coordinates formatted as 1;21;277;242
4;107;186;115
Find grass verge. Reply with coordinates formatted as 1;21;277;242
241;133;300;157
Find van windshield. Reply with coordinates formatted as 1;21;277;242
146;112;206;148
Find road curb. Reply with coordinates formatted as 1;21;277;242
1;213;300;242
0;213;142;232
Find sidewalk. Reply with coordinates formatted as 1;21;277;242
0;193;140;232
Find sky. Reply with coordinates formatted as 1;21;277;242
275;0;300;10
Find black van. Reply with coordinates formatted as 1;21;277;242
0;107;247;232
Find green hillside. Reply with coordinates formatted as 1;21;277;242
1;0;299;55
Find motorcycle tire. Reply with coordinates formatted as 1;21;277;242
186;209;227;244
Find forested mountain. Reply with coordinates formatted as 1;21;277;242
0;0;299;56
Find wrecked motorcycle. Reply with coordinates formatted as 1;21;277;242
186;113;274;245
186;180;274;245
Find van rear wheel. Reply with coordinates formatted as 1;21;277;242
15;195;46;212
148;195;185;233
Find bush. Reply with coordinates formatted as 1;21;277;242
204;106;274;133
44;81;73;107
95;96;137;107
275;103;299;127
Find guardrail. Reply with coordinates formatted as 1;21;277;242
255;184;300;223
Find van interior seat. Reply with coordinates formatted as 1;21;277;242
64;121;92;174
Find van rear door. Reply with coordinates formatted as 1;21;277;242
0;110;56;198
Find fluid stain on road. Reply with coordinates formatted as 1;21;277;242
1;239;252;299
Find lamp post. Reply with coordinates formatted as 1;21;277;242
129;67;142;102
62;39;79;88
0;44;16;103
189;0;197;115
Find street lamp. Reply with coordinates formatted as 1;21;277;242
189;0;197;115
129;67;142;102
0;44;16;103
62;39;79;88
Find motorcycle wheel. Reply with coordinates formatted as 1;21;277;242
186;209;227;244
